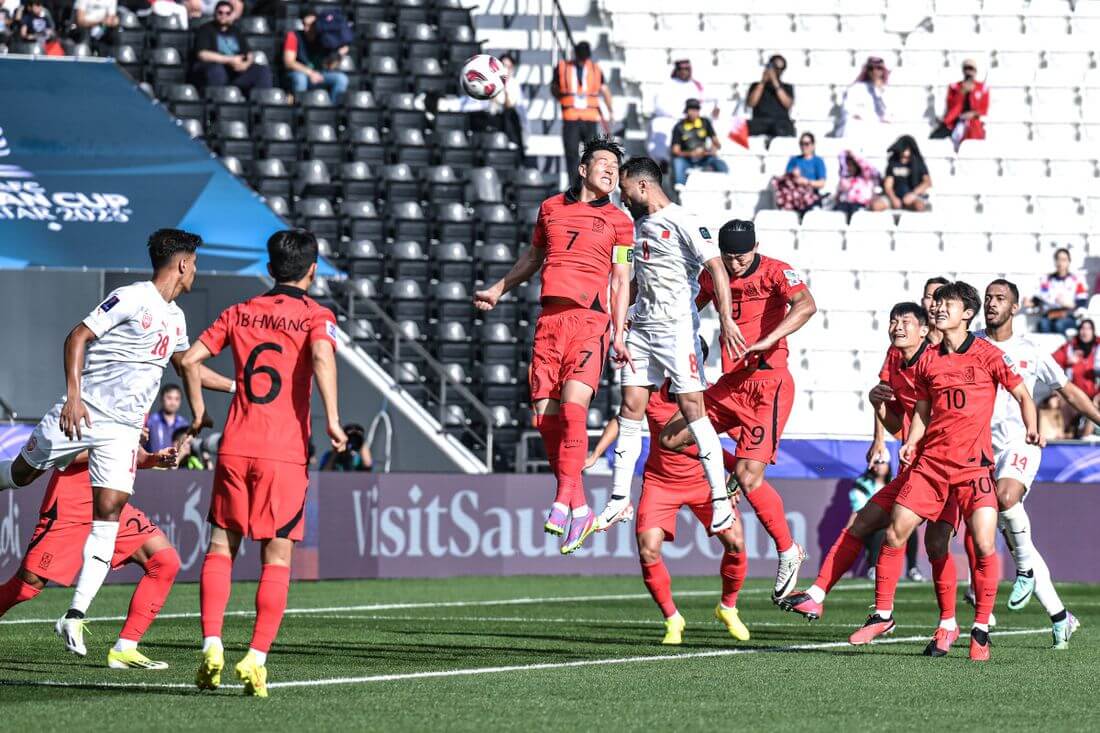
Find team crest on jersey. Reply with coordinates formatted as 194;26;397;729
660;228;671;239
964;366;976;383
592;218;605;233
326;321;339;342
140;309;153;329
743;282;760;298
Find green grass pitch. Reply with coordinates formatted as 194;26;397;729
0;576;1096;731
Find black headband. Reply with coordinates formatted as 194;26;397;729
719;228;755;254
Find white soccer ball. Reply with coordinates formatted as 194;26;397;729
460;54;507;101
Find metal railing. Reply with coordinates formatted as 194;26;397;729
342;291;497;470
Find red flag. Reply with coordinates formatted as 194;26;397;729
728;117;749;149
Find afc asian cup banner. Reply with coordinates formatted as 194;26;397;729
0;472;1097;583
0;58;327;274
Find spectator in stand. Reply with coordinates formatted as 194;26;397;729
551;41;613;184
144;384;190;453
16;0;60;51
1052;318;1100;435
774;132;826;214
199;0;242;20
282;7;349;104
150;0;201;27
669;98;727;185
745;54;794;138
932;58;988;147
72;0;118;54
1033;247;1088;334
193;1;273;92
320;423;373;471
837;56;892;138
849;457;923;581
834;149;879;220
647;58;720;165
872;135;931;212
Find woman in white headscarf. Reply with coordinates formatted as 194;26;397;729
837;56;892;138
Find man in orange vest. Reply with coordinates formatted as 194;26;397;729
551;41;613;184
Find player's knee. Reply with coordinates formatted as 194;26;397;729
848;511;881;539
924;530;950;559
10;457;41;487
717;530;742;554
150;548;181;581
884;525;909;548
638;542;662;565
972;535;997;557
658;427;685;453
734;464;762;492
996;487;1019;510
17;568;46;589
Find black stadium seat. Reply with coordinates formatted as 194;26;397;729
368;56;405;97
387;278;428;322
258;122;299;164
348;126;385;166
435;202;476;242
304;124;344;166
389;128;431;167
345;91;384;129
432;241;475;282
341;162;378;201
433;281;470;320
381;164;420;203
346;239;384;280
344;200;384;241
205;85;250;125
300;89;339;127
422;165;465;205
436;129;476;168
251;157;292;197
165;84;204;122
297;197;340;241
389;240;430;280
388;201;429;241
251;87;296;128
212;120;254;160
387;93;429;130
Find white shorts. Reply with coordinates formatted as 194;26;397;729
993;441;1042;499
21;400;143;494
620;321;707;394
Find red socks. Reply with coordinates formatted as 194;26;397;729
641;560;677;618
720;551;747;608
200;552;233;639
0;575;41;616
558;402;589;510
250;564;291;654
814;528;865;592
536;413;568;505
745;481;793;554
119;548;180;643
972;554;998;625
874;543;907;612
964;527;978;581
930;553;957;620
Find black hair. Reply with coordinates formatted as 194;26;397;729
933;281;981;325
215;0;233;11
888;134;926;171
923;276;950;291
299;6;316;18
987;278;1020;304
1055;247;1072;260
621;156;662;184
580;135;624;168
267;228;319;282
148;228;202;270
499;52;517;65
800;132;815;144
889;301;928;326
768;54;787;69
160;383;183;398
574;41;591;60
721;219;755;236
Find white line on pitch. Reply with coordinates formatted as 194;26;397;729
15;627;1051;693
0;584;874;626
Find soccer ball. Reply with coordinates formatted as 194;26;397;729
460;54;507;101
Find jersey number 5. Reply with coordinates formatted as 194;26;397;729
244;342;284;404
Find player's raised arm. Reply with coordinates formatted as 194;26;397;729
1007;381;1044;447
702;256;745;359
868;381;902;446
473;244;546;311
311;338;347;452
171;352;235;394
1057;381;1100;428
745;286;818;358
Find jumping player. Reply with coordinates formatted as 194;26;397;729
658;219;816;600
0;450;180;669
180;229;346;697
852;281;1041;661
978;279;1093;648
473;136;633;554
596;156;740;534
0;229;230;655
586;345;751;645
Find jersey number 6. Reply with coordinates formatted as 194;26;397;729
244;342;283;404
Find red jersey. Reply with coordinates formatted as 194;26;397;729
531;189;634;312
642;381;706;488
37;463;93;524
696;254;807;372
877;339;934;442
200;285;338;465
913;333;1023;471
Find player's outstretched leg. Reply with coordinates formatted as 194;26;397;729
597;413;644;530
107;544;179;670
850;506;922;645
559;399;597;554
734;464;803;601
638;529;684;644
779;527;866;621
534;412;568;536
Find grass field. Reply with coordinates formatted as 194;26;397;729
0;575;1096;731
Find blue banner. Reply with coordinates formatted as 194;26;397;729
0;58;331;274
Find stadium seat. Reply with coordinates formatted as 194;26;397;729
437;129;477;168
304;125;343;166
251;157;292;197
410;57;451;95
432;241;476;282
345;239;385;280
480;132;522;169
381;164;421;203
477;204;519;243
433;281;471;320
341;162;378;201
211;120;254;160
147;47;185;87
422;165;466;206
298;197;341;241
300;89;338;128
390;128;432;167
251;87;295;128
206;85;250;125
349;126;386;166
388;201;430;240
258;122;299;164
435;203;477;242
388;278;430;322
390;240;431;281
165;84;204;121
295;159;338;198
344;200;385;241
478;243;515;282
369;56;406;97
437;321;475;364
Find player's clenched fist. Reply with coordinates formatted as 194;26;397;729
328;419;349;453
59;398;92;440
1026;430;1046;448
472;285;503;311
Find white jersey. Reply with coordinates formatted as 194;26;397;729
976;329;1067;451
630;203;720;327
80;280;190;427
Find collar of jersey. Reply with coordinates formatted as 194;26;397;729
564;187;611;207
265;283;307;299
736;254;761;279
901;338;929;369
939;332;975;356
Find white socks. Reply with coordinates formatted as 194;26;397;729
0;460;16;490
973;621;989;632
875;609;893;620
779;545;801;561
70;520;119;614
686;417;727;502
1030;547;1066;618
1000;503;1034;572
113;638;138;652
202;636;223;653
806;585;826;604
248;648;268;665
610;416;644;502
939;617;958;631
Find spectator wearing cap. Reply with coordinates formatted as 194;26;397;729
932;59;989;146
282;6;350;104
838;56;892;138
72;0;118;54
745;54;795;138
193;0;273;92
550;41;613;183
669;98;728;186
1033;247;1089;334
647;58;720;164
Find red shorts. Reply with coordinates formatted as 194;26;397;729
210;454;309;541
637;477;727;540
894;459;995;530
22;503;163;586
705;367;795;464
528;304;609;401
